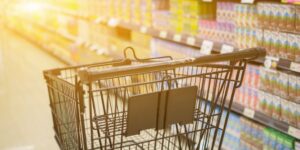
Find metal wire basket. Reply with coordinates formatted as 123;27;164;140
44;47;265;150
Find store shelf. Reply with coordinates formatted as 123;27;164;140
16;16;114;60
5;24;75;66
202;96;300;140
26;5;300;140
229;102;300;140
47;6;300;75
18;17;77;42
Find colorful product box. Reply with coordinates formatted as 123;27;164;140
279;32;288;59
269;4;277;28
287;34;297;61
257;3;266;28
296;35;300;62
296;6;300;31
275;4;283;29
272;96;281;120
285;5;296;31
289;74;298;99
264;3;272;28
297;76;300;103
258;91;267;113
270;31;279;57
256;29;264;47
279;72;289;98
264;30;272;55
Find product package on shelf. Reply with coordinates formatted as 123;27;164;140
222;113;297;150
262;30;300;61
234;4;260;49
216;2;235;24
241;118;296;150
221;113;241;150
234;4;258;28
233;63;300;128
257;3;296;31
198;20;235;46
152;10;170;30
260;67;300;103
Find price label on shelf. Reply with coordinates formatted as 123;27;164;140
94;17;104;24
159;31;168;39
264;56;279;69
221;44;234;54
173;34;182;42
290;62;300;73
108;18;119;27
96;49;105;55
288;126;300;139
90;44;98;51
186;37;196;46
140;26;148;33
241;0;255;4
202;0;213;2
264;59;272;69
200;40;214;55
243;108;255;119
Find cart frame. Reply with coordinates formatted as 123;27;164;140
44;47;265;150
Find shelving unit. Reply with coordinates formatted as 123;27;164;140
47;6;300;76
5;24;76;65
45;5;300;141
230;102;300;139
6;2;298;141
2;0;300;149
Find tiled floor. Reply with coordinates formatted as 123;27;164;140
0;27;63;150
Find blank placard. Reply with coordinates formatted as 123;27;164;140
126;86;198;136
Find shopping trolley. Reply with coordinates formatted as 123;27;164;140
44;47;265;150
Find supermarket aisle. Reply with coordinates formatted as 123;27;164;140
0;27;63;150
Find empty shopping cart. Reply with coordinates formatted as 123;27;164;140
44;47;265;150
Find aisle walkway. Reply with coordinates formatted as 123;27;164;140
0;27;63;150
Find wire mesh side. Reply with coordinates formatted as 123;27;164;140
45;74;83;150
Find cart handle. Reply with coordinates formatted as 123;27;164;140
192;47;266;64
123;47;173;61
78;47;266;83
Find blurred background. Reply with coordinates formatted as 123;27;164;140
0;0;299;149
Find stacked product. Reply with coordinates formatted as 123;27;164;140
235;65;260;110
257;3;300;62
257;3;296;31
222;113;241;150
137;0;169;26
261;30;300;61
240;118;296;150
152;11;170;30
259;67;300;128
198;2;233;44
234;4;260;49
260;68;300;104
216;2;236;24
235;64;300;128
222;114;297;150
170;0;199;34
169;0;216;35
198;20;235;45
120;0;131;22
258;90;300;128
